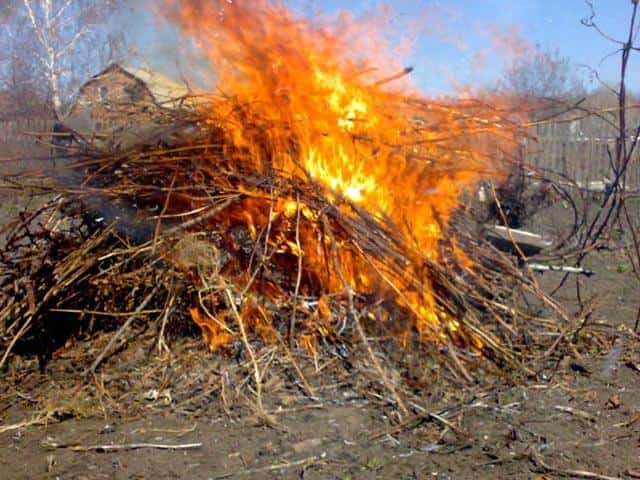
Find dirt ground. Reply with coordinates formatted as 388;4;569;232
1;198;639;479
2;339;640;480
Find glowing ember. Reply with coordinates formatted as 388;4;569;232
163;0;519;347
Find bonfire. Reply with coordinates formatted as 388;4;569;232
0;1;573;392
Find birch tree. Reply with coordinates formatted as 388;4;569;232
0;9;49;118
9;0;126;118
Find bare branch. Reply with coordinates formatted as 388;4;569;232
22;0;48;50
56;26;90;58
581;1;625;46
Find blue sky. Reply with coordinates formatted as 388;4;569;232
129;0;637;96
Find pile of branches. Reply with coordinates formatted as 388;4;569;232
0;104;593;384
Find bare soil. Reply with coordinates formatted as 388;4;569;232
1;202;639;480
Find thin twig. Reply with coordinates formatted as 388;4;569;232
0;414;56;434
531;448;622;480
84;287;159;375
223;287;264;415
214;455;320;479
42;440;202;452
289;193;303;346
322;215;409;417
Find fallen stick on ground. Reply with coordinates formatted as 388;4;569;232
554;405;597;422
42;439;202;452
529;263;594;276
0;414;56;434
531;449;622;480
213;455;321;479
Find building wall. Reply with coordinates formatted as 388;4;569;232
66;67;160;138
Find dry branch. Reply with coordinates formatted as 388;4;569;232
0;91;596;389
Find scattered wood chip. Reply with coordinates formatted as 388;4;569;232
292;437;324;454
606;395;621;410
613;412;640;428
625;361;640;373
554;405;597;422
570;362;591;375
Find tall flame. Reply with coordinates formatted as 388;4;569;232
164;0;518;344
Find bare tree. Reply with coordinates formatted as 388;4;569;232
0;10;50;119
579;0;640;329
1;0;127;119
498;45;586;118
487;47;587;228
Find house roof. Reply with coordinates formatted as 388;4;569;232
82;63;198;108
119;65;193;106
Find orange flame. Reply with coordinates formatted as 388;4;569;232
165;0;519;346
190;307;234;352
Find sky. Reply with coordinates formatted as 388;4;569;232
127;0;638;96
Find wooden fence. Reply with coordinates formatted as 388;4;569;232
0;117;56;145
0;117;56;176
523;119;640;189
1;115;639;187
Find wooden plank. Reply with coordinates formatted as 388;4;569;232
483;225;552;257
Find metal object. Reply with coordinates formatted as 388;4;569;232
528;263;594;276
483;224;553;257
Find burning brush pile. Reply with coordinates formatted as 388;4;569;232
0;1;570;381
